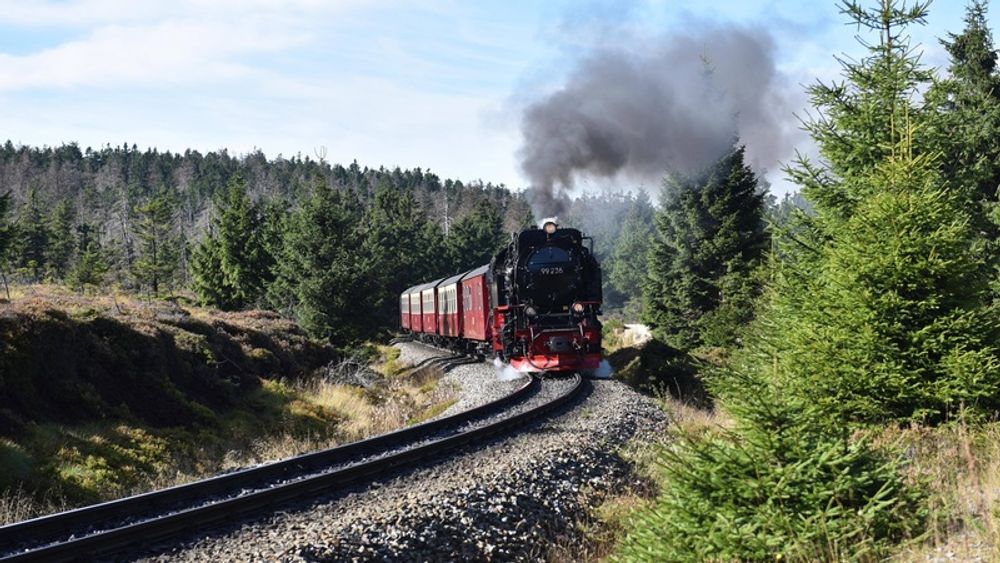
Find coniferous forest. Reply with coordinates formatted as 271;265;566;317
0;143;671;343
615;1;1000;560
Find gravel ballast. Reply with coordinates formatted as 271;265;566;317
137;345;667;562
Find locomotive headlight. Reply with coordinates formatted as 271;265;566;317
525;305;538;317
571;302;585;314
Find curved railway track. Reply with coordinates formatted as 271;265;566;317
0;353;584;562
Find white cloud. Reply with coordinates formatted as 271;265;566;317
0;19;302;91
0;0;384;92
0;0;362;27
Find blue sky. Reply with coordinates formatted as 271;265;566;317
0;1;991;197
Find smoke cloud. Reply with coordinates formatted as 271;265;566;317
518;25;799;217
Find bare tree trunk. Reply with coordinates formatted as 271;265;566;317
1;270;8;300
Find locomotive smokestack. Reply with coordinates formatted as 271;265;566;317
517;24;799;218
540;217;559;234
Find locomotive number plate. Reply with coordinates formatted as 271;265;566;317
540;267;565;275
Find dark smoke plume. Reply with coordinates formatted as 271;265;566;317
518;25;798;217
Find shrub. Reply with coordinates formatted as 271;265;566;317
615;374;926;562
610;339;707;406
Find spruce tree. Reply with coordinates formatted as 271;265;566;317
361;183;439;331
0;191;11;263
643;146;768;350
0;191;12;297
621;8;943;558
608;191;654;314
190;232;227;306
616;369;925;561
933;2;1000;189
759;139;1000;423
66;223;109;292
14;188;50;282
925;1;1000;275
132;190;180;296
191;176;278;309
446;198;505;272
418;220;449;278
46;200;76;280
269;183;373;343
788;1;933;224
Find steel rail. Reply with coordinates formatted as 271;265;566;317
0;355;534;559
2;373;582;562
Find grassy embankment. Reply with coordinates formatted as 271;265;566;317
560;323;1000;561
0;285;454;524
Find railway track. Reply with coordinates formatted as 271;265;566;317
0;353;584;562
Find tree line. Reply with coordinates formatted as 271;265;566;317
0;140;675;338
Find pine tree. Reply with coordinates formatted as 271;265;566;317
616;368;925;561
643;146;769;350
14;188;50;282
66;223;109;292
925;1;1000;272
789;1;934;223
190;232;227;306
608;191;654;313
361;183;440;331
45;200;76;280
269;183;373;343
132;190;180;296
191;176;278;309
0;191;13;297
446;198;505;272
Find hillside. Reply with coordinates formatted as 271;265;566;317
0;286;452;522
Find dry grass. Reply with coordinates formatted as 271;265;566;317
164;362;455;490
885;421;1000;562
1;283;315;342
209;368;455;479
660;396;732;435
0;487;70;525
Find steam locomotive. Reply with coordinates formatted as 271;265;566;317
400;220;603;373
